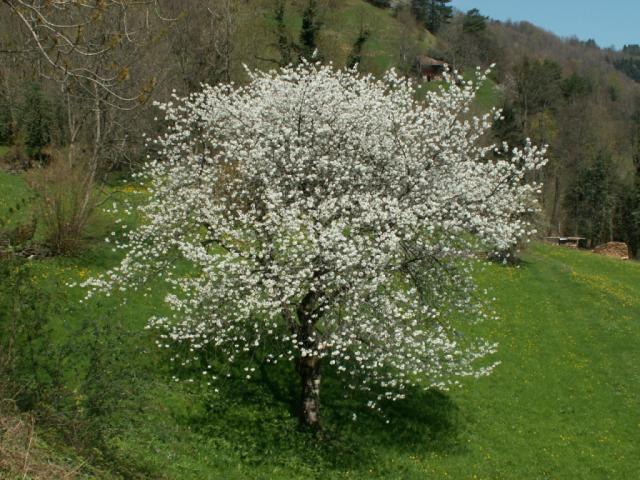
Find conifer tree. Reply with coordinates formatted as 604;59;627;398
299;0;322;61
346;26;370;69
463;8;488;34
21;82;51;161
411;0;452;34
274;0;294;67
564;151;616;246
0;99;12;145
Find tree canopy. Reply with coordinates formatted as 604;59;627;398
84;62;546;427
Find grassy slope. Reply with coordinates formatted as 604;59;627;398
432;244;640;479
2;169;639;478
239;0;499;110
237;0;435;77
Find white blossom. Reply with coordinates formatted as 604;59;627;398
84;61;546;412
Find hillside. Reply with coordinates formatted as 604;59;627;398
1;2;640;478
1;169;639;478
239;0;435;76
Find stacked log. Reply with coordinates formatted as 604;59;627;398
592;242;629;260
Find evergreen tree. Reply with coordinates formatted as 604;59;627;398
561;72;593;101
411;0;452;34
299;0;322;61
274;0;293;67
617;182;639;258
492;101;525;146
613;57;640;83
564;151;617;246
364;0;391;6
21;82;52;160
619;122;640;257
463;8;487;34
513;57;562;136
427;0;452;33
622;44;640;56
346;26;370;69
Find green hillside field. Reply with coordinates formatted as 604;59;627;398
237;0;436;77
1;170;638;479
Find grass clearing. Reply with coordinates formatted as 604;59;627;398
2;168;638;480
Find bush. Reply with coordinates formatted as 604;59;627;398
0;259;64;412
26;155;96;255
2;144;30;170
0;99;13;144
0;217;37;259
0;257;148;474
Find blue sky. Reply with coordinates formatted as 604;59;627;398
450;0;639;50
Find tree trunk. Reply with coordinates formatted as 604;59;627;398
298;354;321;429
293;287;322;429
550;173;560;235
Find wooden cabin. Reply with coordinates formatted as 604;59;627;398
415;55;447;82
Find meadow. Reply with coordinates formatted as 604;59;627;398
1;169;639;479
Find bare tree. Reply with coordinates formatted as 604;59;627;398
2;1;168;99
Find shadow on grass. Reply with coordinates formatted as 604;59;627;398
179;361;462;474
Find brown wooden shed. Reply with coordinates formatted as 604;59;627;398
415;55;447;82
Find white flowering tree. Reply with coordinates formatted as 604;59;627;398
85;61;546;428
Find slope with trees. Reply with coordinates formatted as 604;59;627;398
1;1;640;478
426;10;640;254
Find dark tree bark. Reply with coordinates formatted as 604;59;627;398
294;288;322;428
298;353;321;428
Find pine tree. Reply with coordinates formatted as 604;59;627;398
299;0;322;61
274;0;293;66
617;182;639;258
0;98;12;144
412;0;452;34
564;151;616;246
619;121;640;258
346;25;370;69
411;0;427;26
21;82;51;160
463;8;487;34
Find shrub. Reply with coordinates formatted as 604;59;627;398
26;155;96;255
2;145;30;171
0;98;13;144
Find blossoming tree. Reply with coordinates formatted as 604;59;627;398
85;61;546;428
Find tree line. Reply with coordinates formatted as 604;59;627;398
428;10;640;256
1;0;639;256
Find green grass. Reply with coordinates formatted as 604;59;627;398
474;77;502;112
0;145;9;157
431;244;640;479
102;244;639;479
3;169;639;478
414;76;501;111
0;170;34;228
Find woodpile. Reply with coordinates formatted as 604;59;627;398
592;242;629;260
